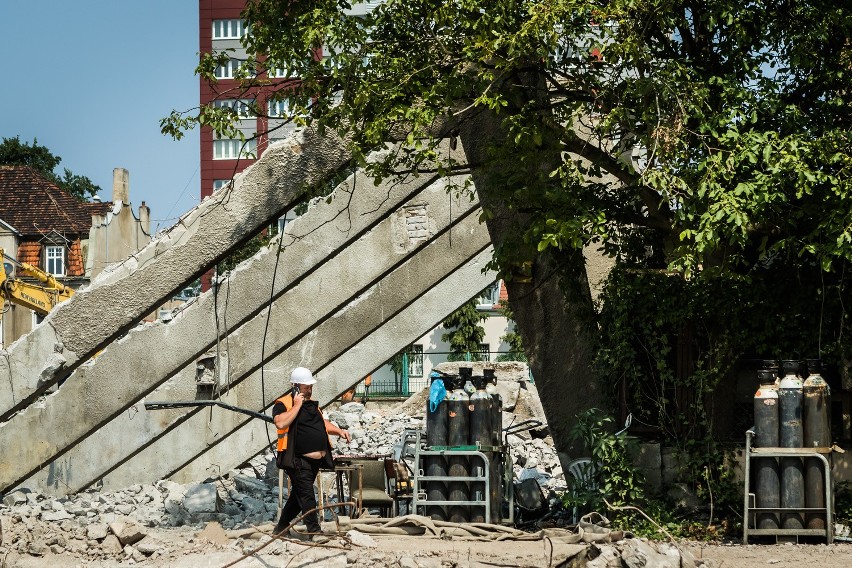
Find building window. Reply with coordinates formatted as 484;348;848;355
212;19;247;39
214;59;244;80
32;312;45;328
213;179;232;192
45;245;65;276
267;98;290;118
476;281;500;308
408;345;424;378
213;139;256;160
477;343;490;362
212;98;255;119
276;209;298;233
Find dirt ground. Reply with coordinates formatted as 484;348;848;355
682;541;852;568
4;527;852;568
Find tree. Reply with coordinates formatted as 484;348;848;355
0;137;101;201
441;299;488;361
164;1;852;456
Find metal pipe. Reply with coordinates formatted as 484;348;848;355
144;400;274;423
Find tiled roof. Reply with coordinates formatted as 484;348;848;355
15;239;85;278
67;240;84;277
83;201;113;217
17;241;41;266
498;280;509;306
0;166;94;237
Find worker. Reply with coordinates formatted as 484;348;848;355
272;367;351;541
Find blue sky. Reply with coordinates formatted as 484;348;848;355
0;1;200;235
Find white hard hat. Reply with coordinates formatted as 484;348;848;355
290;367;317;385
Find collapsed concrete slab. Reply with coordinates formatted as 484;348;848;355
171;247;496;483
11;174;482;494
111;218;491;488
0;128;351;421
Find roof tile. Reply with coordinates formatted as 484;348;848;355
0;166;95;236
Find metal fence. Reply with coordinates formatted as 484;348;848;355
353;350;529;398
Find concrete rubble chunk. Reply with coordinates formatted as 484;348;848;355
40;509;73;522
136;538;164;555
2;490;28;506
87;522;109;540
338;402;365;415
620;538;682;568
109;519;147;546
346;529;377;548
100;534;123;554
232;475;268;497
183;483;220;514
586;544;621;568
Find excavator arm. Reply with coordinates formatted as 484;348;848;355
0;248;75;319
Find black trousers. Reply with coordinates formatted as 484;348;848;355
275;455;323;534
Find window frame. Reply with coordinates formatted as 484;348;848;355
408;344;424;378
45;245;65;276
476;281;500;308
212;98;255;119
212;138;257;160
212;19;247;40
214;59;243;80
267;98;290;118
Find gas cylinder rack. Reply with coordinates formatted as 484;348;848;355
411;441;496;522
743;359;834;544
743;429;833;543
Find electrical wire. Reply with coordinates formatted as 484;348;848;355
260;229;287;458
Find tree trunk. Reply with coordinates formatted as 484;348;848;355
459;108;602;459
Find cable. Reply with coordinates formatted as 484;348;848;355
158;165;199;235
261;227;287;458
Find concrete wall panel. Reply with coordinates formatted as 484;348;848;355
66;208;489;491
11;174;478;494
0;128;350;420
170;248;496;484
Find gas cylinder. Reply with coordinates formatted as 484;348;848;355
484;368;502;523
484;369;502;444
753;369;780;529
778;360;804;529
447;370;471;523
425;372;449;520
762;359;780;384
469;373;492;523
803;359;831;529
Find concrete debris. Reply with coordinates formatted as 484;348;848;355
0;386;720;566
346;528;378;547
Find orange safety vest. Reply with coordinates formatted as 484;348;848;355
274;393;333;452
274;394;294;452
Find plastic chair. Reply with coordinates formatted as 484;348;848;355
566;458;597;524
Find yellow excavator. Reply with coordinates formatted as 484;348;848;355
0;248;75;322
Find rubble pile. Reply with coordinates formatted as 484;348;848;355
328;400;567;494
0;473;286;564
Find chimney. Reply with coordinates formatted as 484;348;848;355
139;201;151;235
112;168;130;203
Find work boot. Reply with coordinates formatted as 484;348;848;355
310;534;330;544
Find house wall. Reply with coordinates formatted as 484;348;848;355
368;304;515;394
87;169;151;279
